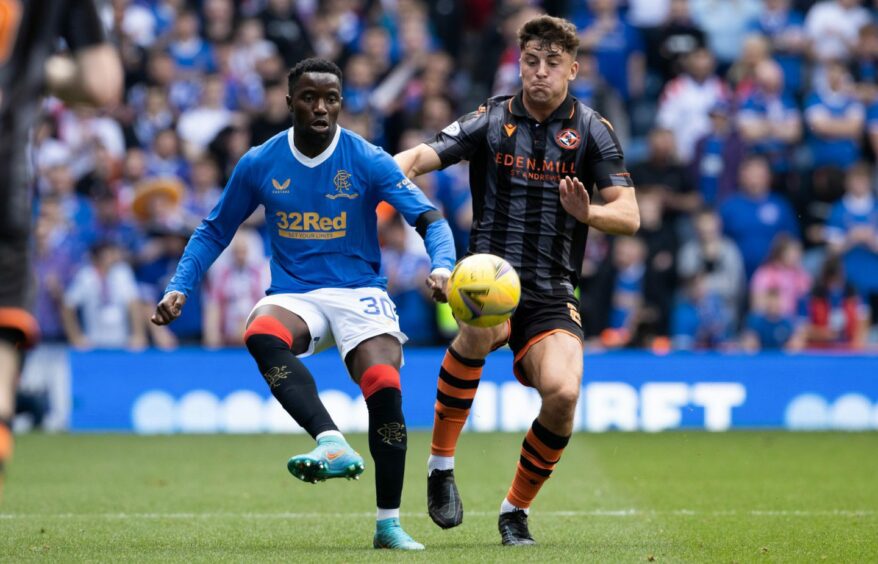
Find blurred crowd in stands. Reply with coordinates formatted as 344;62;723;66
29;0;878;352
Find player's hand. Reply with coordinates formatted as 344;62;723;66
426;268;451;303
151;291;187;326
559;175;590;224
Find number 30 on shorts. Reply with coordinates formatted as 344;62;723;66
360;296;397;321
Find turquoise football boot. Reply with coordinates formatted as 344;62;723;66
287;435;365;483
373;518;425;550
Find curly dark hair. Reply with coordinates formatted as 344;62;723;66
287;58;343;92
518;15;580;55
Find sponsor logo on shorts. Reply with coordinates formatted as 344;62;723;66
567;303;582;326
276;211;347;239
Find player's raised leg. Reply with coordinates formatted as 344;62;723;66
427;322;507;529
347;335;423;550
243;304;363;483
498;331;582;546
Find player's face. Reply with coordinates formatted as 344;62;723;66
287;72;342;136
519;41;578;107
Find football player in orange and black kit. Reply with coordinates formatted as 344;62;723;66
394;15;640;545
0;0;121;496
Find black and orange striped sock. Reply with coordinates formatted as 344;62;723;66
430;348;484;457
506;419;570;510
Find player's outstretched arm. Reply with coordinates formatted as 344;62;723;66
377;151;456;301
559;176;640;236
161;154;259;309
150;291;187;326
393;143;443;180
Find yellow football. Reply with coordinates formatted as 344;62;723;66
446;254;521;328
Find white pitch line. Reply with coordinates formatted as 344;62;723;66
1;509;875;520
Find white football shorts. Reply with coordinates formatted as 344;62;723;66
249;287;408;362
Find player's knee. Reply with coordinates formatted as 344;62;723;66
243;315;293;351
454;324;503;358
544;384;581;419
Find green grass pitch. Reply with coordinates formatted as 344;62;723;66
2;432;877;562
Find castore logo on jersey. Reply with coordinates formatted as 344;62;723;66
271;178;291;193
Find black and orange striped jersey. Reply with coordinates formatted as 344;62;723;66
427;92;634;299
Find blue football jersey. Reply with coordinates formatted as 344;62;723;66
166;127;455;296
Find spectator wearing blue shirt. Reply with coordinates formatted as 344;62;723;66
867;100;878;160
748;0;807;98
168;11;217;75
690;0;762;70
804;61;865;245
42;162;95;237
570;48;630;145
671;272;735;350
826;163;878;303
691;101;746;207
804;61;864;172
605;237;647;348
737;60;802;194
342;54;377;115
850;23;878;102
720;155;800;278
577;0;646;102
146;129;191;183
740;285;803;351
84;190;144;256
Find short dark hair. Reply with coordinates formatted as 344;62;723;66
518;15;580;56
288;58;343;92
741;153;770;169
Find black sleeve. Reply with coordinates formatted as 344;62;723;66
61;0;106;51
425;104;490;168
584;112;634;189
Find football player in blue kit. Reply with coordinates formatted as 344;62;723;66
151;58;456;550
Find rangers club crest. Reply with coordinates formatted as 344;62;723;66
326;169;358;199
555;128;581;150
377;422;406;445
